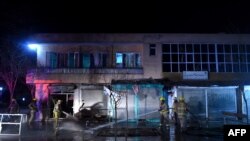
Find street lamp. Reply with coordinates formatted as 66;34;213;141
28;43;40;50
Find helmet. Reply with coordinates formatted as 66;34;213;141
58;100;62;103
160;97;165;101
179;96;185;101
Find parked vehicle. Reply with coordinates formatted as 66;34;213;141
74;102;109;123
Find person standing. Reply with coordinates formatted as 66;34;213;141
41;100;48;125
7;98;20;122
159;96;169;127
53;99;62;130
177;96;188;133
28;98;38;128
172;97;179;125
8;98;20;114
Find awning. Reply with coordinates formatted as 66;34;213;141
48;84;76;93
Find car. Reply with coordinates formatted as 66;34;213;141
74;102;108;123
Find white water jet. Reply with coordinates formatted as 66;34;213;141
87;110;158;134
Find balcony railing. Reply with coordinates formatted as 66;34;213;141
28;67;143;74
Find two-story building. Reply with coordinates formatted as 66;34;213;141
26;33;250;123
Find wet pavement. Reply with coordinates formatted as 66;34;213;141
0;119;224;141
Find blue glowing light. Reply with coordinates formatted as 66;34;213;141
22;97;25;101
28;44;40;50
0;87;3;91
116;53;123;63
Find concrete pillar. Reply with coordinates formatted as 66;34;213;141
237;86;243;120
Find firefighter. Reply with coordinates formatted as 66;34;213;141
177;96;188;132
53;99;62;129
159;96;169;126
8;98;20;114
28;98;38;128
172;97;179;125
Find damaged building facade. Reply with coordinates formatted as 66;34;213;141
26;34;250;123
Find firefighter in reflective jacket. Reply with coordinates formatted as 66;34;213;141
177;96;188;132
28;98;38;128
53;99;62;129
159;97;169;126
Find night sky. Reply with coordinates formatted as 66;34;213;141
1;1;250;34
0;1;249;107
1;1;250;106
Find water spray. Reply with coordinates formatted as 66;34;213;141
87;110;159;134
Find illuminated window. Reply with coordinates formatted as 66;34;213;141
116;53;123;68
116;53;141;68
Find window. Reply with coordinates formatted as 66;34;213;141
162;64;171;72
82;54;91;68
171;54;178;62
171;44;178;53
194;54;201;62
162;43;250;72
186;44;193;52
172;63;178;72
46;52;58;68
68;53;74;68
194;63;201;71
149;44;156;56
68;53;79;68
116;53;141;68
179;54;186;62
225;64;232;72
46;52;83;68
58;53;67;68
80;53;94;68
217;44;224;53
208;44;215;53
135;54;141;67
194;44;200;53
218;63;225;72
162;54;170;62
95;53;107;67
201;44;208;53
180;63;186;72
116;53;123;68
218;54;224;62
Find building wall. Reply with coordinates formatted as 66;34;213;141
143;43;162;79
29;33;250;84
26;33;250;121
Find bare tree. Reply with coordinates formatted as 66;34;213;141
0;38;28;104
1;2;34;105
103;85;122;138
27;84;36;98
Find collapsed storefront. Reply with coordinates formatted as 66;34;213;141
33;78;249;127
